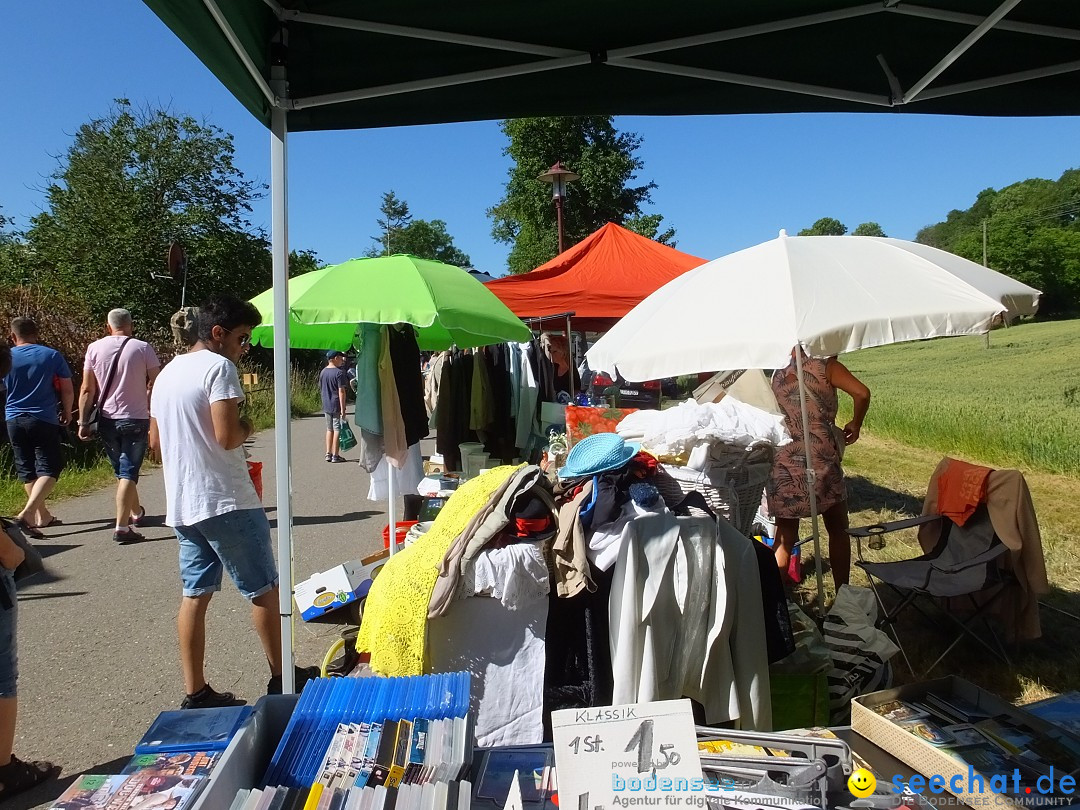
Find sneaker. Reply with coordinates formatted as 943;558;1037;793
113;527;146;543
180;683;243;709
267;665;322;695
130;506;147;527
330;455;347;463
325;453;333;462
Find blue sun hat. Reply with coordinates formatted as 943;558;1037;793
558;433;641;480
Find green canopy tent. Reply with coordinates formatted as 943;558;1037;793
141;0;1080;690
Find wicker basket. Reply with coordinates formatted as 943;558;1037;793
654;441;775;537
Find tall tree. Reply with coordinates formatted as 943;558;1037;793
852;221;888;237
488;117;675;273
373;191;413;255
798;217;848;236
25;100;270;329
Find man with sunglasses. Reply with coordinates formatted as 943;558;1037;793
150;296;317;709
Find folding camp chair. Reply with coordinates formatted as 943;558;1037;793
849;504;1012;677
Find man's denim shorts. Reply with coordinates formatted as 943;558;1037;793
174;508;278;600
324;412;342;431
6;415;64;483
98;417;150;482
0;569;18;698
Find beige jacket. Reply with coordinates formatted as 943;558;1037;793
919;458;1049;641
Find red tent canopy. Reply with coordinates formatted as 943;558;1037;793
485;222;707;332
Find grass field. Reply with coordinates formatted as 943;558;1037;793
0;368;321;515
837;319;1080;475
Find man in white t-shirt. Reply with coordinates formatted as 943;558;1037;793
149;295;318;709
77;308;161;543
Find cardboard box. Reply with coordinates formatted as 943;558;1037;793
852;676;1080;809
293;550;389;622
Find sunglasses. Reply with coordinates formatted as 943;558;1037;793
221;327;252;347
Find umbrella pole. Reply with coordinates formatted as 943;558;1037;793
387;460;397;557
795;349;825;615
270;99;296;693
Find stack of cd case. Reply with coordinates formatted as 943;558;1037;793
232;672;473;810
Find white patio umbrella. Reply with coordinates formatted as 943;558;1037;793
586;232;1041;609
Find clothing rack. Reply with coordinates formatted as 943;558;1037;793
521;311;576;398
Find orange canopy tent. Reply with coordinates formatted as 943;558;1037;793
484;222;707;332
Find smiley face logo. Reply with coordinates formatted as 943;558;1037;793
848;768;877;798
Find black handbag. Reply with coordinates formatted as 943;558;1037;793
84;336;133;430
0;518;46;583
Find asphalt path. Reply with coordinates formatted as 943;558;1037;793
10;410;393;809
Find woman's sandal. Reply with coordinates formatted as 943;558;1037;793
32;517;62;529
0;755;62;801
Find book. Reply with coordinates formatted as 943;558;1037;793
122;751;222;779
50;775;129;810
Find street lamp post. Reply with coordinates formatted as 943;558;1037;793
537;161;580;254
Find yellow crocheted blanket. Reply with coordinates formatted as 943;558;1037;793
356;464;523;676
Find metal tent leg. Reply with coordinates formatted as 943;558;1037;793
270;100;296;695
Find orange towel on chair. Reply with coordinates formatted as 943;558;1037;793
937;458;993;526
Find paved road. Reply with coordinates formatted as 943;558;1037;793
11;411;392;809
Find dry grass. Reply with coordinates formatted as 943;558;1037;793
791;432;1080;704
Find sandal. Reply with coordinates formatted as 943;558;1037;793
32;517;62;529
13;520;44;540
0;755;62;801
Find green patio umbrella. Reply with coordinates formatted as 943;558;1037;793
248;254;530;350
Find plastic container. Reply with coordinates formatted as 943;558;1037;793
458;442;484;464
382;520;419;549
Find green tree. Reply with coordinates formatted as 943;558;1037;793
852;222;888;237
289;248;323;277
393;219;471;267
917;169;1080;314
488;117;675;273
24;100;270;330
368;192;471;266
798;217;847;236
372;191;412;255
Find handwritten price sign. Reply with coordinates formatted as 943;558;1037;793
552;700;703;810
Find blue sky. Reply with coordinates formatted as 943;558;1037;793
5;2;1080;277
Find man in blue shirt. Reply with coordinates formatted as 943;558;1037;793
319;350;349;462
3;318;73;538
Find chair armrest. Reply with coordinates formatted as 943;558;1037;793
848;513;941;538
931;543;1008;574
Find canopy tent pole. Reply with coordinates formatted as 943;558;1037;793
565;313;574;399
387;458;398;557
269;72;296;694
795;348;825;616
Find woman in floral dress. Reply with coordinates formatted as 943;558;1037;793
766;348;870;588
